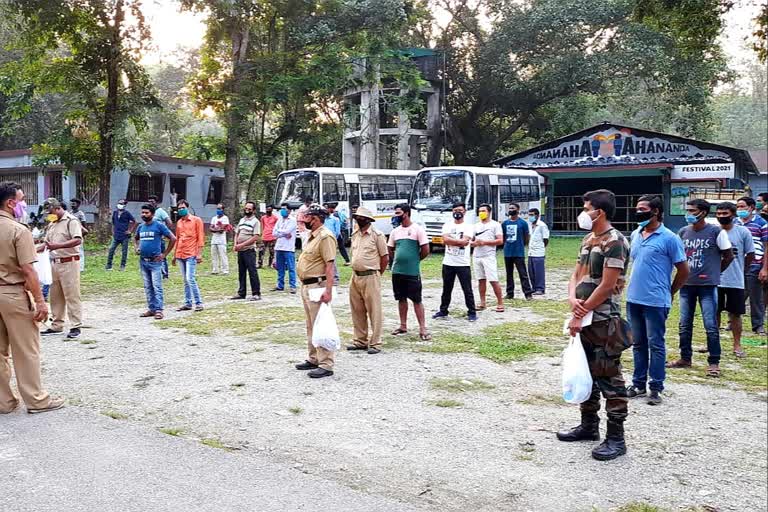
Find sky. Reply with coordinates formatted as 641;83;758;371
140;0;765;74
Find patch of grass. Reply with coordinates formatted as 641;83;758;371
430;399;463;408
101;410;127;420
159;304;305;337
429;377;495;393
200;437;230;451
79;339;98;345
517;393;565;407
611;504;666;512
159;427;184;437
288;406;303;415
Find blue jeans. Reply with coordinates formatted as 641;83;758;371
177;257;202;307
140;259;164;312
527;256;546;293
275;250;296;290
679;285;720;364
107;238;129;269
628;302;670;392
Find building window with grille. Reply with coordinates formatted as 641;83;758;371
127;173;164;202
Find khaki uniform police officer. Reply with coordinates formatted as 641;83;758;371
41;198;84;338
0;182;64;414
346;207;388;354
295;204;338;378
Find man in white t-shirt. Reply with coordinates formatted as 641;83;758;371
471;203;504;312
434;202;477;322
527;207;550;295
209;203;230;275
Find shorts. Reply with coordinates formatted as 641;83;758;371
473;256;499;282
717;287;746;315
392;273;423;304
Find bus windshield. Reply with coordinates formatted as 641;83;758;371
274;170;318;208
411;169;473;211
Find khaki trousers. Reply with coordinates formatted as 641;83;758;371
211;244;229;274
349;273;383;348
0;286;50;412
51;260;82;331
301;282;335;370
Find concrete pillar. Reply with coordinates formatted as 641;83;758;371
426;87;442;166
62;173;72;202
396;89;411;170
36;171;45;204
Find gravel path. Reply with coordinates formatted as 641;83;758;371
18;273;768;512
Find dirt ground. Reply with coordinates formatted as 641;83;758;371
30;268;768;512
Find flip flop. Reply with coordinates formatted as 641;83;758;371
495;305;505;313
476;305;487;311
733;349;746;358
419;333;432;341
391;328;408;336
706;366;721;378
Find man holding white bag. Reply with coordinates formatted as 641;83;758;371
559;189;632;461
295;204;338;379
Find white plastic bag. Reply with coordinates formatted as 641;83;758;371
311;303;341;352
34;249;53;286
561;334;593;404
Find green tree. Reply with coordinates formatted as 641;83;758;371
0;0;158;234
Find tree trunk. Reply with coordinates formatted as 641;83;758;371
95;0;124;242
222;27;250;217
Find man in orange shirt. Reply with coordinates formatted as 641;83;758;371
173;199;205;311
259;204;278;268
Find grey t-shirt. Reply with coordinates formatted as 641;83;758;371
678;224;732;287
720;225;755;289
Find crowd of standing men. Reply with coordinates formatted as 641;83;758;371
1;176;766;464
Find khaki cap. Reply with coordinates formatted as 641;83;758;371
353;207;376;221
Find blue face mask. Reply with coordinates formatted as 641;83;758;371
685;213;700;224
391;215;402;227
178;208;188;217
280;208;289;218
216;209;224;216
637;219;651;228
736;209;749;219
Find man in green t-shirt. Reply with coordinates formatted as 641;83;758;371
387;203;431;340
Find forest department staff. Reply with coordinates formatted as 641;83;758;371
346;207;388;355
0;182;64;414
40;197;84;339
294;204;337;379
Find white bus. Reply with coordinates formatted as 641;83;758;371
410;166;544;245
273;167;418;235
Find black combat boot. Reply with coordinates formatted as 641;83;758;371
556;413;600;442
591;420;627;461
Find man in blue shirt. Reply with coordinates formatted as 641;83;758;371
106;199;136;271
323;202;342;284
501;203;532;300
134;204;176;320
626;195;688;405
148;195;172;278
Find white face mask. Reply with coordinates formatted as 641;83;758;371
117;204;125;210
577;210;595;231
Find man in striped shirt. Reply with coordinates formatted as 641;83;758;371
737;196;767;335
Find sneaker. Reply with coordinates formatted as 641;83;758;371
229;295;245;300
346;345;367;351
626;385;646;398
250;295;262;301
290;288;297;295
271;287;284;292
177;305;192;311
432;311;448;319
467;312;478;322
367;347;381;355
66;328;81;339
40;328;64;336
27;397;65;414
119;267;126;272
525;295;533;301
308;368;334;379
194;305;204;312
105;267;113;271
504;294;514;300
647;390;662;405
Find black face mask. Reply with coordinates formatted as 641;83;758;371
304;221;314;230
508;210;518;217
141;215;152;223
356;218;372;228
244;210;254;217
717;216;733;226
453;212;464;220
635;210;653;222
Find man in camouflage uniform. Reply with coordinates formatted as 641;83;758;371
559;189;632;461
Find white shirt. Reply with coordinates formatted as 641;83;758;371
528;221;550;258
442;221;475;267
210;215;230;245
273;216;298;252
473;220;502;259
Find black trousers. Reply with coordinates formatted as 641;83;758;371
237;249;261;297
337;234;350;263
439;265;476;314
504;256;532;298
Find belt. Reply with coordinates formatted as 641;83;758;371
301;276;327;285
354;269;378;277
53;255;80;264
141;256;162;262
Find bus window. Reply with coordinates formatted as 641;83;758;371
360;175;378;200
476;174;491;206
395;176;414;198
322;174;347;202
379;176;398;200
274;170;319;207
412;169;473;211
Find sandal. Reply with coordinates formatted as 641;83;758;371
419;332;432;341
154;312;164;320
476;304;487;311
140;311;155;318
665;359;692;368
495;305;505;313
391;328;408;336
733;349;746;358
706;365;721;378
